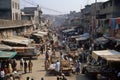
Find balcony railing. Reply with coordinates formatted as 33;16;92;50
0;20;33;29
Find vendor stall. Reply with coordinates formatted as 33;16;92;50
92;50;120;61
12;47;40;58
82;50;120;79
0;51;17;59
0;44;12;51
1;36;33;47
61;60;73;76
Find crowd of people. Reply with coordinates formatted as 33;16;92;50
0;57;33;80
0;59;17;80
20;58;33;74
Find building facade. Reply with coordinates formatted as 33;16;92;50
98;0;120;19
0;0;21;20
21;5;42;29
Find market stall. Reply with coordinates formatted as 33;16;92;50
82;50;120;79
1;36;33;47
0;51;17;59
12;47;40;58
92;50;120;60
0;44;12;51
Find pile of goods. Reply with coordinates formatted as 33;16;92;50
68;51;78;58
61;60;70;68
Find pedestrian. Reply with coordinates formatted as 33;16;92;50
0;68;5;80
31;78;34;80
26;77;30;80
9;74;14;80
12;59;17;71
28;59;33;73
61;73;67;80
40;45;44;54
55;60;60;76
57;76;60;80
75;60;81;75
41;77;44;80
8;61;13;73
4;65;8;75
20;58;24;71
24;60;27;73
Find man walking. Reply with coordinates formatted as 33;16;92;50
55;60;60;76
24;60;27;73
28;59;33;73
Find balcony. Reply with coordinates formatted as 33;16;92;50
0;20;33;29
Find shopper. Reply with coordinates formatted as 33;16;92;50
28;59;33;73
24;60;27;73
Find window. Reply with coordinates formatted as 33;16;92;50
13;13;14;20
12;1;14;8
18;4;19;9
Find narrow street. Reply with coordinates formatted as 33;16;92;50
0;0;120;80
16;53;76;80
16;35;90;80
16;53;91;80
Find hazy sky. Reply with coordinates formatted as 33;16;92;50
21;0;108;15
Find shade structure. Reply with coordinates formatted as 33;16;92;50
0;51;17;59
0;44;12;51
92;50;120;61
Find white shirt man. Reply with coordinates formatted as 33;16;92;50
0;69;5;79
55;60;60;72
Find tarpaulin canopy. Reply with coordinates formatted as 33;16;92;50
62;28;75;33
0;44;12;51
32;33;44;37
76;36;89;41
1;36;33;46
92;50;120;61
0;51;17;59
37;31;48;35
94;37;108;44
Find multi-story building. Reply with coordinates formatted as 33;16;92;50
0;0;21;20
98;0;120;19
80;3;102;33
21;5;42;29
98;0;120;38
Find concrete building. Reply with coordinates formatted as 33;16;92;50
97;0;120;38
80;2;103;34
21;5;42;29
98;0;120;19
0;0;21;20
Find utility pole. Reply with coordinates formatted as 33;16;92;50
92;0;97;39
94;0;97;38
90;0;97;51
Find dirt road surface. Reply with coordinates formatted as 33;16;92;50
16;54;76;80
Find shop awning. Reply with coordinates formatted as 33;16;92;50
76;36;89;41
1;36;33;46
37;31;48;35
92;50;120;61
62;28;75;33
0;51;17;59
0;44;12;51
94;37;108;44
32;33;44;37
